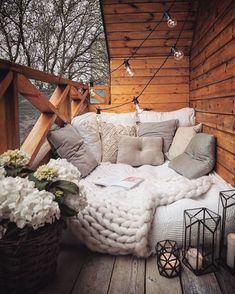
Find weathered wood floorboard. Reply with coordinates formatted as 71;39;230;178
39;247;235;294
180;265;222;294
38;245;88;294
215;266;235;294
71;251;115;294
146;256;182;294
108;255;145;294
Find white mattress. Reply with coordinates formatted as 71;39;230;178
65;162;234;253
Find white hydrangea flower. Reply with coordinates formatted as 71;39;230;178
0;176;60;238
46;159;87;213
47;158;81;185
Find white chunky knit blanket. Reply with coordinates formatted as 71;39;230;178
69;163;212;257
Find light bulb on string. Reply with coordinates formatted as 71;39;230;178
163;11;177;28
124;59;135;77
89;79;96;98
96;107;101;124
133;96;143;125
171;46;184;61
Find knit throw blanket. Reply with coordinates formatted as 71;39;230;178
69;163;212;257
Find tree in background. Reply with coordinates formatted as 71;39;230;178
0;0;109;84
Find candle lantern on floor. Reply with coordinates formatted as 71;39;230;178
219;189;235;274
182;208;221;275
156;240;181;278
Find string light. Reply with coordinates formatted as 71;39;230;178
163;11;177;28
96;106;101;124
89;80;96;98
124;59;135;77
132;96;143;125
171;46;184;60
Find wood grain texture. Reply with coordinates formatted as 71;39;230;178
102;1;198;58
109;56;189;112
146;256;181;294
108;255;145;294
190;0;235;186
72;252;115;294
181;265;222;294
0;73;20;153
215;264;235;294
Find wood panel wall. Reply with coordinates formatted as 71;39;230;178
189;0;235;186
97;0;198;112
110;56;189;112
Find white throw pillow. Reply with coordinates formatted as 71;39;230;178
166;123;202;160
100;112;136;125
139;107;195;127
100;122;136;163
71;112;101;163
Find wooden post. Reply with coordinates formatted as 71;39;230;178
0;72;20;153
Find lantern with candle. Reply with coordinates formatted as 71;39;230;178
156;240;181;278
219;189;235;275
182;208;221;275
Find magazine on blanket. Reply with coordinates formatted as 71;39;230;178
94;176;144;190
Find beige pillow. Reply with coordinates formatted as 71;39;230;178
100;122;136;163
117;136;164;166
138;120;179;153
166;123;202;160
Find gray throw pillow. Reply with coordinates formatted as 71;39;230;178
117;135;164;166
47;124;98;177
138;119;179;152
169;133;216;179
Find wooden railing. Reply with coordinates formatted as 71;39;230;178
0;59;89;167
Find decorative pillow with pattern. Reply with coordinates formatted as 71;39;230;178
100;122;136;163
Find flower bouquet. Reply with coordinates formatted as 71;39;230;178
0;149;87;293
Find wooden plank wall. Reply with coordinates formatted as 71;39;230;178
95;0;198;112
189;0;235;186
110;56;189;112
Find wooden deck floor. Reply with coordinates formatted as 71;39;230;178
39;245;235;294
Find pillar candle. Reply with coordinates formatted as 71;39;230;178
186;248;203;270
227;233;235;268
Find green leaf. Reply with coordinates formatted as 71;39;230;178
28;173;50;191
59;203;78;217
5;166;23;177
48;180;79;195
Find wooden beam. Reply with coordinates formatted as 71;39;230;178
17;74;68;123
0;73;20;153
0;71;13;100
0;59;88;89
21;113;57;165
71;89;89;118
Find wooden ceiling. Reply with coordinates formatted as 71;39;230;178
101;0;198;58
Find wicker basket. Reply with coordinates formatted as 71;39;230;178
0;220;63;294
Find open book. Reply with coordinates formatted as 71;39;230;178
94;176;144;190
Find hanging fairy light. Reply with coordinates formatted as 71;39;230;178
124;59;135;77
89;80;96;98
96;107;101;124
163;11;177;28
132;96;143;125
171;46;184;61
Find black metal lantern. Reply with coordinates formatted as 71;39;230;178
219;189;235;274
182;208;221;275
156;240;181;278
